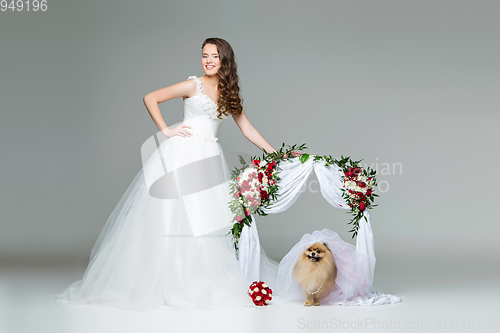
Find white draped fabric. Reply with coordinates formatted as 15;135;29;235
238;156;401;305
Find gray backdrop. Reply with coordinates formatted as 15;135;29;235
1;0;499;266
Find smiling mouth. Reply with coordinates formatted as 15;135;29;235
308;255;319;261
206;65;215;69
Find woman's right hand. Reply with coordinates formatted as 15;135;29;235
161;124;192;138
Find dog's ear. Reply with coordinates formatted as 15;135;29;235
322;242;327;246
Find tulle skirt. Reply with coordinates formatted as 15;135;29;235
55;133;255;311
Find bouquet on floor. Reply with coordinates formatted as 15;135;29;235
248;281;273;306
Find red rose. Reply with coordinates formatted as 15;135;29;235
260;189;269;201
252;159;260;167
366;189;372;196
353;167;361;175
358;181;366;188
258;172;264;183
359;202;366;211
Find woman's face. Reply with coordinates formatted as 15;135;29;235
202;43;221;76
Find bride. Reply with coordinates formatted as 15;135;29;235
55;37;301;312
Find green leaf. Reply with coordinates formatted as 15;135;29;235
299;153;310;164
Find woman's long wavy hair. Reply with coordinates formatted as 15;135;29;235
201;38;243;119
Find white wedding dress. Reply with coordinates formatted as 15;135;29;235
55;75;267;312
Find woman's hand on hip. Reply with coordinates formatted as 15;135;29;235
161;124;192;138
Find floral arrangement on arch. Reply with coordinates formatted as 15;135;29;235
228;143;379;251
309;154;378;238
227;155;280;252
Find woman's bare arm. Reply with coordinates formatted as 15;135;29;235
143;79;197;131
232;109;277;154
232;109;303;158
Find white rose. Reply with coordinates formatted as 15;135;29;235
265;299;270;304
262;290;267;295
262;284;268;288
255;296;261;301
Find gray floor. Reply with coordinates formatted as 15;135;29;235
1;254;498;333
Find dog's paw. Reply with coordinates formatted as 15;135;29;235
304;301;312;307
313;302;320;306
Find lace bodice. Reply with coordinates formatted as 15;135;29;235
186;76;228;120
181;75;229;142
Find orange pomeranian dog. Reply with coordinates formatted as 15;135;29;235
292;242;337;306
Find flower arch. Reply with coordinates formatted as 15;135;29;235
230;143;401;306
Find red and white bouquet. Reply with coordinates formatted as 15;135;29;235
343;167;376;213
235;158;277;217
228;143;307;251
228;156;279;251
248;281;273;306
306;154;379;238
337;157;378;238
